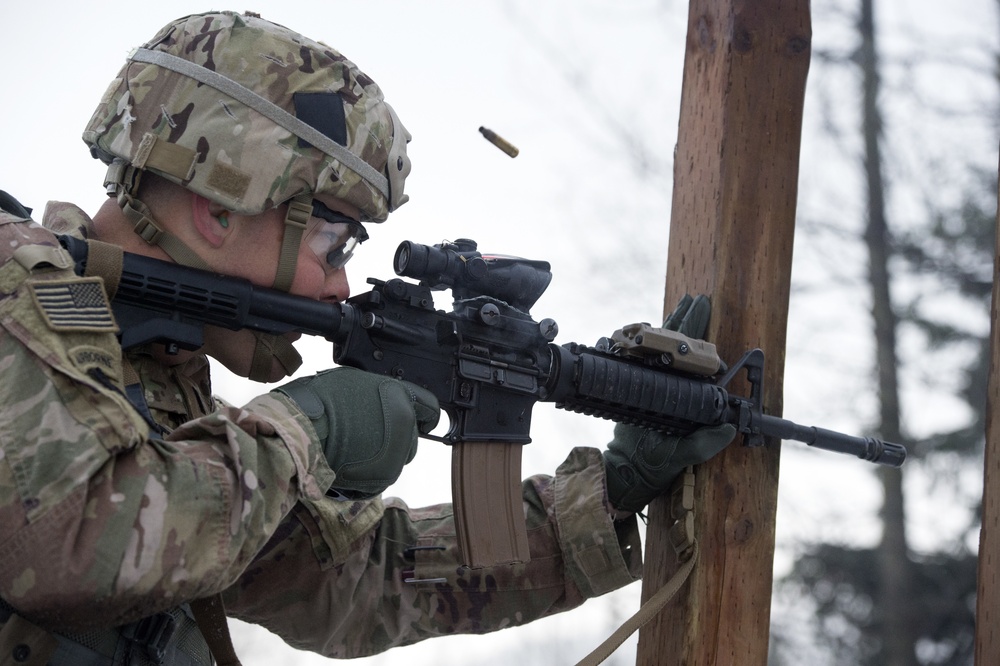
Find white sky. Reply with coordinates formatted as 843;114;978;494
1;1;996;664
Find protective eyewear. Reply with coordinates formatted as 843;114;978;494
304;200;368;273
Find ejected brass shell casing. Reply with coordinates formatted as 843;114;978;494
478;126;519;158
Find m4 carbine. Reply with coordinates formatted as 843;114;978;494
61;235;906;569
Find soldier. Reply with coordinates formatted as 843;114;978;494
0;11;734;665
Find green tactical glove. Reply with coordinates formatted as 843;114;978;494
273;367;440;499
604;423;736;514
603;294;736;514
662;293;710;337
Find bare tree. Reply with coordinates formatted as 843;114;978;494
859;1;918;663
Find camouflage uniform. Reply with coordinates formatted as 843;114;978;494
0;199;641;659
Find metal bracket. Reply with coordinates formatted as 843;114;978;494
716;348;767;447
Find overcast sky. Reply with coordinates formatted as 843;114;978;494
1;1;996;664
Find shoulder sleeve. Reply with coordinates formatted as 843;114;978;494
0;220;335;630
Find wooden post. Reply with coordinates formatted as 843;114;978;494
635;2;811;665
974;169;1000;665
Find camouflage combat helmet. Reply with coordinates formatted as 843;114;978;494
84;10;410;223
82;11;412;381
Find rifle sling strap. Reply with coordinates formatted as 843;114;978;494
575;467;700;666
190;595;242;666
574;541;698;666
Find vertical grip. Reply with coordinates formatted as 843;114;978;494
451;442;530;568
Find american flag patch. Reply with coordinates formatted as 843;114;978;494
29;278;117;332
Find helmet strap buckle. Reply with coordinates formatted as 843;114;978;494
272;193;312;292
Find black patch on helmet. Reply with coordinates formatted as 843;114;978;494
293;92;347;148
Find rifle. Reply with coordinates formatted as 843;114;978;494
60;234;906;568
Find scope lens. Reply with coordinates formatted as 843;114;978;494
394;242;411;275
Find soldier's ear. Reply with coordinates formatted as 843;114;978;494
191;194;233;248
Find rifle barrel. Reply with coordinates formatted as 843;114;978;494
757;414;906;467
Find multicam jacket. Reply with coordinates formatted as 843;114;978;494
0;201;642;660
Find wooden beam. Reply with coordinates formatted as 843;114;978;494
635;2;811;665
974;168;1000;665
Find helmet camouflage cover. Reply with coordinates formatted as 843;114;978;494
83;11;410;222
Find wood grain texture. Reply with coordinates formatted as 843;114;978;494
974;168;1000;666
636;2;811;664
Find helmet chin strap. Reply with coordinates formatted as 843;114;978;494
246;192;311;381
106;159;214;271
272;193;312;292
105;159;305;382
